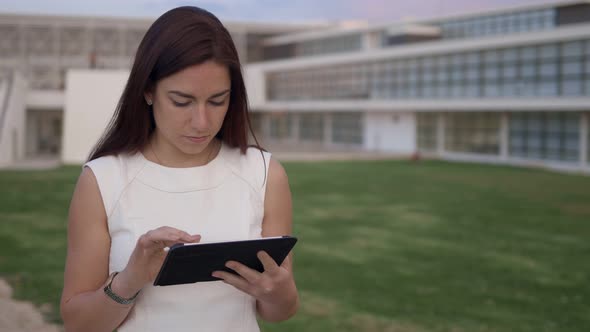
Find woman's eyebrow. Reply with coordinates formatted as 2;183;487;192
209;89;231;98
167;89;231;99
167;90;195;99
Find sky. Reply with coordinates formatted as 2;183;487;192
0;0;565;23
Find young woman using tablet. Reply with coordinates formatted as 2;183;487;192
60;6;298;331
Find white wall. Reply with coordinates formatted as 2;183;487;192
26;90;65;110
0;71;27;168
243;64;267;109
62;69;129;164
364;112;415;154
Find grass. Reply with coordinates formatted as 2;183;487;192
1;160;589;331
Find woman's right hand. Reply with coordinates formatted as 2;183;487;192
112;226;201;296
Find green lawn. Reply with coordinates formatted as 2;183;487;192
1;160;589;331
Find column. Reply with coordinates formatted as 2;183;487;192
436;112;445;156
261;113;271;142
53;24;61;89
323;113;332;147
500;112;509;160
291;113;300;143
581;112;588;167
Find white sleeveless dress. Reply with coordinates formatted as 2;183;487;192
84;142;271;332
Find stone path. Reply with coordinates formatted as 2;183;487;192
0;279;62;332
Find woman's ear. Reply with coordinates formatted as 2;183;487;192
144;92;153;106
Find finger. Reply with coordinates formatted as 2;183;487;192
225;261;262;284
156;228;200;243
168;229;200;243
281;253;293;269
212;271;251;294
153;226;199;243
257;251;279;273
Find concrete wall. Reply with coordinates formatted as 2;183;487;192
243;64;267;109
364;112;415;154
0;71;27;168
61;69;128;164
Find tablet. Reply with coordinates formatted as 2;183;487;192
153;236;298;286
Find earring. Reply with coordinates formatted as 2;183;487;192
146;99;153;106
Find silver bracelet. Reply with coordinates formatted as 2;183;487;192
103;272;140;305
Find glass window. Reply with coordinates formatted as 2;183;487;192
422;85;435;98
465;52;479;65
466;66;479;81
451;67;464;82
538;81;558;96
562;41;584;58
484;82;501;97
451;85;463;98
539;44;558;60
299;113;324;141
484;50;499;63
502;65;518;79
502;82;519;97
445;112;501;154
509;112;580;162
520;63;536;78
561;60;583;77
539;61;558;77
417;113;437;152
269;113;292;140
332;112;363;145
465;85;479;97
484;64;500;80
501;48;518;62
562;79;583;96
520;46;537;60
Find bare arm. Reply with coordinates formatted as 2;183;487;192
212;157;299;322
60;167;202;332
255;158;299;322
60;167;135;332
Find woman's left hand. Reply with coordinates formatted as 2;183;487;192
212;251;296;305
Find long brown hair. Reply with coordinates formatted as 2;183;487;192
88;6;261;161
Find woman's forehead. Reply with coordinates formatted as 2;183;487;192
158;61;231;94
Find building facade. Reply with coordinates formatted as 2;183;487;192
0;1;589;173
0;12;318;166
247;0;590;173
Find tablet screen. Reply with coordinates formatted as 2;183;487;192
154;236;298;286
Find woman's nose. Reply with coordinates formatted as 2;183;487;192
190;104;209;130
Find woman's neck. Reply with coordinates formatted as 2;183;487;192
147;135;220;168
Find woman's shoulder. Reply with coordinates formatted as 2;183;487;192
83;152;145;185
82;152;144;216
222;144;272;191
222;144;271;164
84;153;137;173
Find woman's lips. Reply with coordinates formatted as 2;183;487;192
184;135;208;143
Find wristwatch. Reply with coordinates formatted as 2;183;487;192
103;272;140;305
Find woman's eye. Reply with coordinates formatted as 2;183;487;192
209;100;226;107
172;100;191;107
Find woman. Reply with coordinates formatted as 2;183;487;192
60;6;298;332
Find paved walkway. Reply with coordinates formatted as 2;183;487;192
0;279;62;332
2;158;60;171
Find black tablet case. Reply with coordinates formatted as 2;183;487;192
154;236;298;286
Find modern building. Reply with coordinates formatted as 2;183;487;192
1;1;590;173
0;12;322;166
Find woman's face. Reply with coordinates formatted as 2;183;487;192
146;60;231;159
